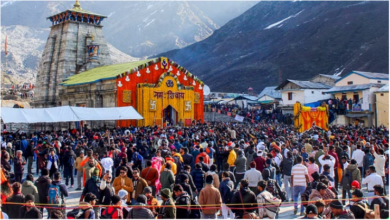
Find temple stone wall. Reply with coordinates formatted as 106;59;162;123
34;20;111;108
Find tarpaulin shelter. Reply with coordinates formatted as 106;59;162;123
0;106;143;123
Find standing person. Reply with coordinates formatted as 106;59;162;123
352;145;365;177
231;179;258;219
160;163;175;191
34;168;51;214
47;172;68;217
244;161;263;195
191;163;206;193
341;159;361;205
99;171;115;214
101;195;124;219
362;165;384;205
127;194;155;219
281;151;294;201
254;151;266;172
130;169;148;205
75;151;85;190
291;156;310;216
143;187;159;217
318;148;336;186
218;163;236;186
3;182;25;219
158;189;176;219
262;159;276;181
363;149;374;177
372;147;386;194
173;184;191;219
18;194;42;219
328;145;340;191
199;175;222;219
141;160;159;197
234;150;247;188
113;166;133;204
219;171;235;219
181;147;194;169
100;151;114;175
307;157;319;182
206;164;220;189
83;155;101;186
227;145;237;172
47;148;59;179
21;174;39;203
13;150;26;183
80;168;101;219
63;146;76;188
26;140;35;175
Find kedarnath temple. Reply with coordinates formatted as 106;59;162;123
33;1;204;128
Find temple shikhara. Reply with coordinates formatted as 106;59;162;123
33;1;204;128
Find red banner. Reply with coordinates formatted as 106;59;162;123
218;110;221;114
185;119;192;127
227;112;231;116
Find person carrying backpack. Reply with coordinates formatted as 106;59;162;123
370;185;389;219
350;189;375;219
341;159;361;205
101;195;123;219
257;180;282;219
47;172;68;218
363;149;374;177
67;193;96;219
219;171;235;219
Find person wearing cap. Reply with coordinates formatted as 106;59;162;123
158;188;176;219
227;145;237;172
143;187;159;217
329;200;355;219
81;167;101;218
101;195;124;219
350;189;371;219
18;194;42;219
75;150;85;190
199;175;222;219
173;184;191;219
297;204;318;219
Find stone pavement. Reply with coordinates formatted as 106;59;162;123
21;160;387;219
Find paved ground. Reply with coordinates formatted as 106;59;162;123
21;160;387;219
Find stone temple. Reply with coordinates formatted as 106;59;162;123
33;0;112;108
33;1;204;129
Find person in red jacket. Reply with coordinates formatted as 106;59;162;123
101;195;123;219
195;148;210;165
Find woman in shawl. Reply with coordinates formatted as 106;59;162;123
151;150;164;193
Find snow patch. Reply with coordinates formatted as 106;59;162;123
107;12;116;18
334;68;345;76
147;4;153;10
1;0;15;8
264;10;304;30
144;19;155;28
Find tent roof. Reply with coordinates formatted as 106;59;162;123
0;106;143;123
325;83;383;94
234;95;259;101
375;84;389;93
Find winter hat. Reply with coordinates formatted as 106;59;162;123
305;204;318;214
118;189;128;200
25;194;35;202
352;189;364;198
351;180;361;189
112;195;121;204
136;194;147;204
160;188;172;198
330;200;343;209
143;187;152;194
206;175;214;184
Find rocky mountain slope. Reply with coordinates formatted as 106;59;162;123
1;25;138;84
158;1;389;93
1;1;257;84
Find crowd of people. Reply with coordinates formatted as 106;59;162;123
0;121;389;219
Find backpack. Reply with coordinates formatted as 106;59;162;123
67;208;92;219
342;170;353;189
101;207;118;219
68;155;75;167
173;156;183;173
224;182;238;204
366;155;374;167
190;197;202;218
354;202;375;219
47;184;62;207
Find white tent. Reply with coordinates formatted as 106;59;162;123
0;106;143;123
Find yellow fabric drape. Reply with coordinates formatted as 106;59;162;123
294;102;329;133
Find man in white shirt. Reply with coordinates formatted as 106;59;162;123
352;145;365;177
372;147;386;194
291;156;310;216
362;165;384;205
318;148;336;179
100;151;114;174
244;161;263;195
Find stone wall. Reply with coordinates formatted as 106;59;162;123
204;112;235;122
34;20;112;108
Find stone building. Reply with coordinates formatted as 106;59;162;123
33;0;111;108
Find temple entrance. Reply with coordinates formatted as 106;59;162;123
163;105;178;126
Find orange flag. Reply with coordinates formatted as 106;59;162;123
4;35;7;55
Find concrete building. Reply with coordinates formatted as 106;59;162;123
258;86;282;109
325;71;388;127
275;79;332;114
310;74;341;86
34;0;111;108
375;84;389;128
